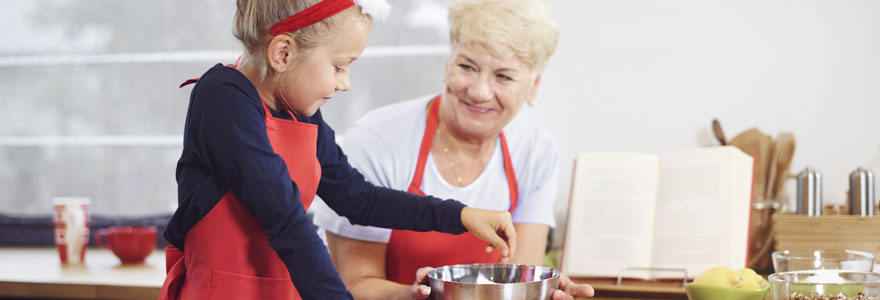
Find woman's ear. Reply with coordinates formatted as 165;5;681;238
266;35;296;73
442;54;453;84
527;74;542;106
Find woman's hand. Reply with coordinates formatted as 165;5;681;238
460;207;517;261
551;273;595;299
409;267;433;299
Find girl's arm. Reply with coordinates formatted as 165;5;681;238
312;111;467;234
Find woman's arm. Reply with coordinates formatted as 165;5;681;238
506;224;594;299
326;231;423;300
312;112;467;234
325;224;550;300
506;223;549;265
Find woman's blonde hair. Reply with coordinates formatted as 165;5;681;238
234;0;371;79
448;0;559;71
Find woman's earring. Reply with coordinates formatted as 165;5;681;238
527;100;535;107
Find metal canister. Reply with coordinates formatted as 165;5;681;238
849;167;875;216
796;167;822;216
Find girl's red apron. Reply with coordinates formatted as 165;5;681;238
160;84;321;299
384;95;519;284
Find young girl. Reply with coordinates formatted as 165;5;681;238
159;0;517;299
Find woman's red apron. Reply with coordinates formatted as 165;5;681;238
160;80;321;299
384;95;519;284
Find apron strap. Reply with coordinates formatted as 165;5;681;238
407;95;442;194
499;132;519;213
259;99;300;123
179;56;243;88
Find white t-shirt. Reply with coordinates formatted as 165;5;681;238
312;95;559;243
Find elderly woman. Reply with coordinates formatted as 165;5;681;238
312;0;593;299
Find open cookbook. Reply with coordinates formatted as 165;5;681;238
560;146;755;280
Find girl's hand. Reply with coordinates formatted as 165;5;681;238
409;267;433;299
460;207;517;261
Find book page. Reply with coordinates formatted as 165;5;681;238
650;146;753;277
561;152;660;278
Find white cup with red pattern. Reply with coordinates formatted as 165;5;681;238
53;197;90;265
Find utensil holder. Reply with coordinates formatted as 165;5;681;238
772;212;880;262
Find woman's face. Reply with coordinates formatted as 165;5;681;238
442;43;540;140
276;19;370;117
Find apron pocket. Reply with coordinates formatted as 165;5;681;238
209;269;293;299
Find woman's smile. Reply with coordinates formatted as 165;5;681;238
461;100;495;114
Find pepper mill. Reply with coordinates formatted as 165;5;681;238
796;167;822;216
849;167;875;217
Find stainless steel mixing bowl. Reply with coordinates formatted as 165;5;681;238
427;264;560;300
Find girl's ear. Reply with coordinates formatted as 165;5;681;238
266;35;296;73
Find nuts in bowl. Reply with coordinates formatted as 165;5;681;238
769;270;880;300
787;292;875;300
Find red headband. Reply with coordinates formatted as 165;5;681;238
270;0;356;36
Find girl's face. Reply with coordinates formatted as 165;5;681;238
276;19;370;117
441;43;541;140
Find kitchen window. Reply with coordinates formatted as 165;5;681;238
0;0;453;219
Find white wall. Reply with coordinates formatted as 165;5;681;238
524;0;880;246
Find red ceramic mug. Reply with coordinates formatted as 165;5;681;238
94;226;157;264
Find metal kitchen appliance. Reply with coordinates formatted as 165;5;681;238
796;167;822;216
849;167;875;217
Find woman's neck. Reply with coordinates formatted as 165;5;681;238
432;120;496;187
436;121;496;156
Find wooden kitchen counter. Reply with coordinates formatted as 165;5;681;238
0;247;164;300
0;247;696;300
577;278;687;299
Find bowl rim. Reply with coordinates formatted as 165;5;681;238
771;249;876;262
768;270;880;285
426;263;561;285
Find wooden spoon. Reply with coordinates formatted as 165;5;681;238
758;134;774;200
729;128;769;199
771;133;796;198
765;133;796;199
712;119;727;146
765;138;781;200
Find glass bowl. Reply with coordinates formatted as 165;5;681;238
772;250;876;272
769;270;880;299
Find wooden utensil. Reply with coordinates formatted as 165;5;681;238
729;128;770;199
712;119;727;145
765;133;796;199
771;133;795;198
764;138;781;200
758;134;773;200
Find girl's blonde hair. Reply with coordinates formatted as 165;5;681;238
234;0;371;79
449;0;558;71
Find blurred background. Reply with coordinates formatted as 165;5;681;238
0;0;455;217
1;0;878;249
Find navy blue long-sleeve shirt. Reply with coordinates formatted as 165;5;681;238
165;64;467;299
